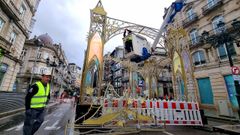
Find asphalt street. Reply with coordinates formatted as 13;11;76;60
0;100;75;135
0;99;228;135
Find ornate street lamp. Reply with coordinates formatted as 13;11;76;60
201;30;209;41
231;19;240;30
217;21;225;32
232;19;240;47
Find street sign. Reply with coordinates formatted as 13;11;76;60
138;80;144;87
231;66;240;75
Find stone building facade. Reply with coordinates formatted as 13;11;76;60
0;0;40;91
165;0;240;118
68;63;82;90
103;47;130;96
16;34;72;94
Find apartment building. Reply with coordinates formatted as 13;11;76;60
16;34;73;94
165;0;240;118
0;0;40;91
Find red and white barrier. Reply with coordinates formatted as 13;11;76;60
154;100;202;125
102;98;202;126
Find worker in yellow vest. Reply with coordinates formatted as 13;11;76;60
23;70;51;135
123;29;133;53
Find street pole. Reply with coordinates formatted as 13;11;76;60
29;46;41;87
59;64;66;97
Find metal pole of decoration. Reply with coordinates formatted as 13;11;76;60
47;57;65;99
29;39;43;87
50;56;56;93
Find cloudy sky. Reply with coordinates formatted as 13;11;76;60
31;0;175;68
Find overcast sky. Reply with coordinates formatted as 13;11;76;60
31;0;175;68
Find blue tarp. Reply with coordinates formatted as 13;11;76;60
168;1;184;23
141;47;151;61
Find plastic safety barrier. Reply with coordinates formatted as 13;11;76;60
102;98;202;126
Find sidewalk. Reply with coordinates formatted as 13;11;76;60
195;116;240;134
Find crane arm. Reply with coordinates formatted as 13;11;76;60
152;6;174;50
152;0;196;50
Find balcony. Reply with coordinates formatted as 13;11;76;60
15;21;29;37
0;0;29;37
0;35;12;52
25;0;36;14
189;36;204;49
202;0;223;15
201;19;240;43
182;13;198;28
0;0;21;21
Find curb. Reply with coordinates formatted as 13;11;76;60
192;125;213;132
206;116;239;123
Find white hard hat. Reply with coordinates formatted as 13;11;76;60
42;68;52;76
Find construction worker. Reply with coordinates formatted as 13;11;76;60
23;69;51;135
123;29;133;53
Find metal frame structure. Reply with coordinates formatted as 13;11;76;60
80;0;169;102
80;0;197;102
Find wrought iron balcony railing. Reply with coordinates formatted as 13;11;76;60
182;13;199;28
202;19;240;43
0;35;12;51
189;36;204;49
0;0;21;21
202;0;223;15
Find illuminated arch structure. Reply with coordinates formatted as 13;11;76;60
80;0;196;102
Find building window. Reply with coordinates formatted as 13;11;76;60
186;8;194;20
189;29;199;45
212;16;224;34
19;4;26;18
37;51;42;59
43;52;49;59
0;63;8;87
20;48;27;61
197;77;214;104
0;18;5;32
9;31;17;44
12;81;17;92
192;51;206;66
207;0;216;8
217;43;236;59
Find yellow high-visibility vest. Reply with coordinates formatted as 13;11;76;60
126;35;132;41
30;81;50;108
